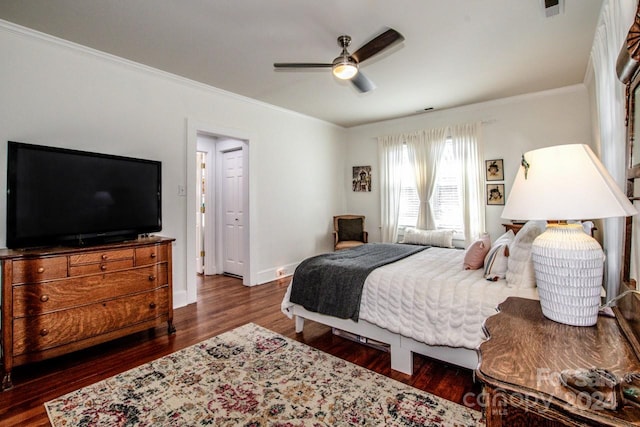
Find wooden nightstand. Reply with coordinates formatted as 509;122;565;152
502;222;597;237
476;297;640;426
502;223;524;234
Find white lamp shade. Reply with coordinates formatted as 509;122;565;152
501;144;637;221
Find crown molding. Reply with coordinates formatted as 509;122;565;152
0;19;342;129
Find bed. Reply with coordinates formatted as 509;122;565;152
281;234;540;374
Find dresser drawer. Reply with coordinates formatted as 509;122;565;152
68;258;134;276
135;244;168;266
13;287;169;356
12;257;68;284
68;248;134;266
13;264;168;317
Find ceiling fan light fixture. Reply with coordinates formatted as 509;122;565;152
332;56;358;80
274;29;404;92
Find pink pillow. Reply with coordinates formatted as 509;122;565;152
463;235;491;270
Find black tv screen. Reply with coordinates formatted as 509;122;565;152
7;141;162;248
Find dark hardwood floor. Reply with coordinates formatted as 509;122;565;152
1;274;482;425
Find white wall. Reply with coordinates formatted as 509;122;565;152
0;22;347;305
344;85;594;242
0;20;597;306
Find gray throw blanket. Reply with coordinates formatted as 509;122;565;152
289;243;428;321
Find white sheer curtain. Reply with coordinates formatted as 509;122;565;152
590;0;636;298
450;122;485;245
378;134;404;243
379;122;484;244
406;128;446;229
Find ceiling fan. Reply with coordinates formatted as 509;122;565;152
274;28;404;93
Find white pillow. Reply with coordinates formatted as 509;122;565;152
568;220;595;236
506;221;546;288
483;230;515;281
402;227;454;248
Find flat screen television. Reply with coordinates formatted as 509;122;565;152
6;141;162;249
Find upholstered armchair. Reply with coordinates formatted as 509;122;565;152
333;215;368;250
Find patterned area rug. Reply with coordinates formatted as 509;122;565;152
45;323;484;426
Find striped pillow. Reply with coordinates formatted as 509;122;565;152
483;230;515;281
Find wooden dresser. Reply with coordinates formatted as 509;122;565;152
502;222;525;235
476;297;640;426
0;236;175;390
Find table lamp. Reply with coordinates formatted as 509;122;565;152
501;144;638;326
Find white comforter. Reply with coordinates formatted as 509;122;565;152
283;246;538;350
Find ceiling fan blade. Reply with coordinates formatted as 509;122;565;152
351;28;404;64
351;72;376;93
274;63;332;69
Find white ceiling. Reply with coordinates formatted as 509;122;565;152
0;0;604;128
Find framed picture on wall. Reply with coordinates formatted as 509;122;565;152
353;166;372;192
485;159;504;181
487;184;505;205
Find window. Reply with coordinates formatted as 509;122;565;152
432;141;463;232
398;145;419;227
380;123;481;244
398;140;464;233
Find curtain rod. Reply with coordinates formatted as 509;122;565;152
378;119;495;141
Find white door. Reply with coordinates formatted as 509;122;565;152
222;149;244;277
196;152;205;274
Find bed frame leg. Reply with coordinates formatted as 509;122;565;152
391;345;413;375
294;315;305;333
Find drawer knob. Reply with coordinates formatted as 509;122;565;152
37;267;45;274
100;264;107;271
40;295;49;302
148;275;156;281
150;253;157;258
40;328;49;337
101;254;108;260
149;302;156;309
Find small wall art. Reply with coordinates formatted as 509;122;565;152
487;183;505;205
485;159;504;181
353;166;372;192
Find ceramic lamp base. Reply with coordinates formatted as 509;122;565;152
531;223;604;326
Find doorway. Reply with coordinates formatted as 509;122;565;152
195;133;248;279
186;120;252;304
